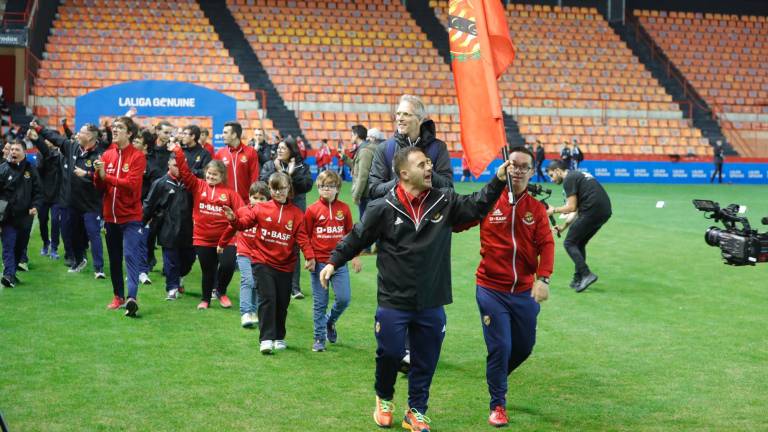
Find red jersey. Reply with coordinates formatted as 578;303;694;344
316;146;333;169
475;190;555;293
203;142;214;156
220;203;260;260
304;197;354;262
222;199;315;272
94;143;146;224
214;143;260;201
174;147;244;247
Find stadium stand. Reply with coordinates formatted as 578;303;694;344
29;0;271;134
430;1;710;156
226;0;461;147
636;10;768;156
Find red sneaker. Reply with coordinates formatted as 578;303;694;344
373;396;394;428
488;405;508;427
402;408;431;432
218;295;232;308
107;296;124;310
197;301;209;310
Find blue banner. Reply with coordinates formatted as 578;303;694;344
75;80;237;148
454;159;768;184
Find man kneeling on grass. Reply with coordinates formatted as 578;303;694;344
319;146;512;432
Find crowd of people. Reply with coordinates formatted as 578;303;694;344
0;94;614;430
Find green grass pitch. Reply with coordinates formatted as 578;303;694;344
1;181;766;431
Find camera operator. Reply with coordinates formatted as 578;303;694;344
546;160;611;292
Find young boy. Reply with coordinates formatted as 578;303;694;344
236;181;270;328
304;171;361;352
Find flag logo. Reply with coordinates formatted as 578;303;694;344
449;0;480;61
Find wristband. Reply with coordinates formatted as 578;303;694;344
537;276;550;284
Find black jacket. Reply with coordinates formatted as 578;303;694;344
367;120;453;200
32;141;64;204
38;127;105;212
142;174;193;248
260;158;313;196
182;144;212;179
0;160;43;228
329;177;506;311
145;145;172;191
251;140;277;168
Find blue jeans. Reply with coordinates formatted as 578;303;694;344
310;262;351;340
237;255;259;315
374;305;446;414
105;221;144;299
476;285;540;410
162;246;196;291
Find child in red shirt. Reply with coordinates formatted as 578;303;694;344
304;171;361;352
222;172;315;354
168;141;244;310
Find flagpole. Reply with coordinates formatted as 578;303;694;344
501;146;516;205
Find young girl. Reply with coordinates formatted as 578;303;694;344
168;141;244;310
227;181;270;328
260;137;313;300
222;172;315;355
304;170;361;352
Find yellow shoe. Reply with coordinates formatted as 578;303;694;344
373;396;394;428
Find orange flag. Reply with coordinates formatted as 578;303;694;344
449;0;515;177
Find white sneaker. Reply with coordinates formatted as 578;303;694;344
68;259;87;273
260;340;274;355
139;273;152;285
250;312;259;324
94;272;106;279
166;288;179;301
274;340;287;350
241;313;255;328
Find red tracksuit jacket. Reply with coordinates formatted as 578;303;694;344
94;143;146;224
304;197;354;263
473;189;555;293
174;147;244;247
222;199;315;273
214;143;260;201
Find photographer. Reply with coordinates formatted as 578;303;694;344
546;160;611;292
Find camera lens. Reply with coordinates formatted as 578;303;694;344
704;227;722;247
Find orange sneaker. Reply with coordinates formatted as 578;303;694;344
402;408;431;432
488;405;508;427
218;294;232;308
373;396;394;428
197;301;209;310
107;296;124;310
